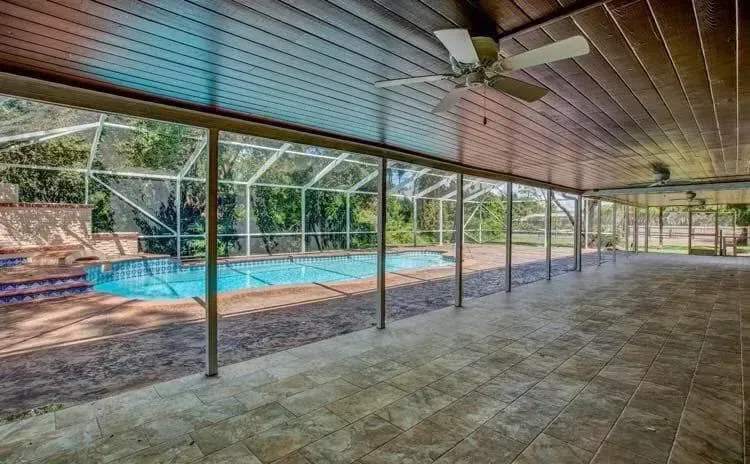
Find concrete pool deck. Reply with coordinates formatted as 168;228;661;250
0;244;590;416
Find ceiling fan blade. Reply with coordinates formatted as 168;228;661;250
434;29;479;65
501;35;590;71
471;37;498;65
374;74;451;88
489;76;548;102
432;86;469;113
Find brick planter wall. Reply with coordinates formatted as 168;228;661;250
90;232;139;256
0;203;139;257
0;203;93;248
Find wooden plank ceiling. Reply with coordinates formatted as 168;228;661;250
603;188;750;207
0;0;746;191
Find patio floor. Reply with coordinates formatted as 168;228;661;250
0;245;588;415
0;253;746;463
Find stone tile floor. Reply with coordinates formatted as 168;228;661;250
0;253;747;463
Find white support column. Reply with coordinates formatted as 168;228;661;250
205;128;219;377
584;199;590;250
634;208;639;254
612;202;617;263
376;158;386;329
479;202;483;244
346;193;351;250
412;197;418;247
714;208;719;256
597;200;602;265
455;173;464;307
625;205;630;254
246;183;251;256
505;182;513;292
545;188;552;280
301;189;306;253
176;180;181;259
688;209;693;255
575;195;582;271
643;206;651;253
438;200;443;246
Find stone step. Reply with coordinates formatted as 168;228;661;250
0;280;93;305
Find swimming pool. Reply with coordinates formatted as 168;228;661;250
88;251;454;300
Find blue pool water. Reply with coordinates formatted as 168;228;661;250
90;252;453;300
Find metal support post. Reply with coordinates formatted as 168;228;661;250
412;197;418;247
455;174;464;307
545;188;552;279
205;128;219;377
505;182;513;292
346;193;351;250
612;202;617;262
574;195;582;271
624;205;630;255
659;207;664;250
479;203;483;243
597;200;602;265
438;199;443;246
376;158;387;329
644;207;650;252
300;189;306;253
246;184;251;256
714;208;719;256
633;209;638;254
688;209;693;255
176;180;181;259
584;199;589;249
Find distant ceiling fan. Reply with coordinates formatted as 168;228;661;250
648;161;672;187
374;29;590;113
670;191;706;206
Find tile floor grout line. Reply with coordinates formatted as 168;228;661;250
507;305;655;461
589;294;689;464
428;300;629;462
739;294;747;464
663;298;715;464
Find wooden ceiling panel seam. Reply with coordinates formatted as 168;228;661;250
0;49;466;158
511;25;671;162
305;0;637;163
298;0;623;164
506;33;663;176
7;0;576;167
183;0;602;166
0;26;478;155
566;12;695;177
0;32;479;160
738;0;750;172
608;0;715;178
318;0;656;181
1;16;604;183
487;2;668;164
692;0;738;175
647;0;728;177
601;2;713;179
537;20;676;157
484;2;656;168
510;61;652;163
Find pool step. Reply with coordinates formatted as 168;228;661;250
0;273;93;305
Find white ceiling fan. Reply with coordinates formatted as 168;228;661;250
374;29;590;113
670;191;706;206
